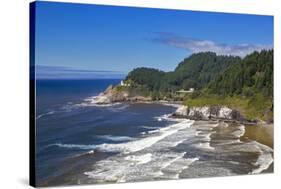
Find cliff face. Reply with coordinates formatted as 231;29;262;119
172;105;253;123
92;85;151;104
91;85;128;104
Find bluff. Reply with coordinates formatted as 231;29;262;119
172;105;254;124
90;85;151;104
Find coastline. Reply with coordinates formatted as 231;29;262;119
156;102;274;173
131;102;274;152
86;87;274;172
88;90;274;149
93;84;273;125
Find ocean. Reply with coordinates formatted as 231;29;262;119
35;79;273;186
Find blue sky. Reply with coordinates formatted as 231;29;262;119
34;1;273;79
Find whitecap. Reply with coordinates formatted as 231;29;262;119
96;135;134;142
77;101;121;107
87;150;95;154
36;111;55;119
50;143;96;150
140;126;161;130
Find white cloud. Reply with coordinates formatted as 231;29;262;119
151;33;272;57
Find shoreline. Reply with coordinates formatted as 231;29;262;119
240;123;274;173
241;123;273;149
39;102;274;186
89;87;271;125
91;96;274;149
88;93;273;126
130;102;274;151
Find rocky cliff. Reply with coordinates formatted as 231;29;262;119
172;105;256;124
90;85;151;104
91;85;258;124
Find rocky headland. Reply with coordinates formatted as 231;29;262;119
88;85;262;125
88;85;152;104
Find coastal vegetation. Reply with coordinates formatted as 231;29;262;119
125;52;241;92
119;50;273;122
185;50;273;121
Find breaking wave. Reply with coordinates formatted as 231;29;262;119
77;95;121;107
250;141;274;174
50;143;97;150
50;119;194;154
96;135;134;142
36;111;55;120
48;113;273;182
95;120;194;153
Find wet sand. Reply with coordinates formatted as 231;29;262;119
241;124;273;149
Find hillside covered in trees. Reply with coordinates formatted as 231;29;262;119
122;50;273;121
207;50;273;98
125;50;272;98
126;52;241;92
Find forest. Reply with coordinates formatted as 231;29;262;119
123;50;273;121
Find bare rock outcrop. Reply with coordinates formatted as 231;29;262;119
91;85;151;104
172;105;255;124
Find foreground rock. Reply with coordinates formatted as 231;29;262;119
172;105;257;124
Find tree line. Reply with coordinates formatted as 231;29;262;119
125;50;273;98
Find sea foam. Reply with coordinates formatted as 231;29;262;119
96;135;134;142
95;120;194;153
124;153;153;165
51;143;97;150
78;95;121;107
250;141;273;174
50;119;194;154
